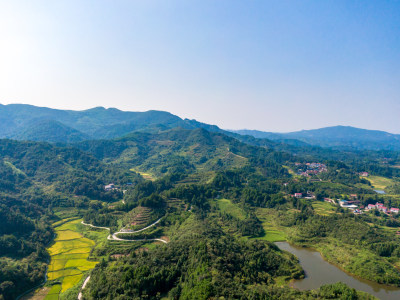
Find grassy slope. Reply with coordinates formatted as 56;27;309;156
312;201;337;216
130;167;156;181
217;198;247;220
254;208;288;242
365;175;394;190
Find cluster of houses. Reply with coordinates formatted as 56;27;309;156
292;192;315;199
292;191;399;216
359;172;369;177
335;198;399;215
366;203;399;214
295;162;327;177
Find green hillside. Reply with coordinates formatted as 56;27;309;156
2;116;400;299
75;127;288;178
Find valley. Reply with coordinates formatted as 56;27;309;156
1;106;400;299
2;0;399;298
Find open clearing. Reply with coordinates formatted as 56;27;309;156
130;168;156;181
45;219;99;298
253;208;287;242
365;175;394;190
283;165;299;177
312;201;336;216
217;198;247;220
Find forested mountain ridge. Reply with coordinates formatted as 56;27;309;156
74;127;291;179
0;104;233;143
11;119;90;143
233;126;400;151
0;104;184;140
0;104;278;151
3;104;399;155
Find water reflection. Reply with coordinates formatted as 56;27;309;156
275;242;400;300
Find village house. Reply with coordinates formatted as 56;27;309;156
294;193;303;198
339;200;358;209
338;199;399;215
324;198;335;204
104;183;115;191
365;202;399;214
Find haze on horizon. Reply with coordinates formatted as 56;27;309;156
1;1;399;133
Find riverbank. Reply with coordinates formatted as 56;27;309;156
290;238;400;287
255;207;400;288
276;242;400;300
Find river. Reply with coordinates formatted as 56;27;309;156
275;242;400;300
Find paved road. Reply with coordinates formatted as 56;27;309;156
81;221;110;231
81;218;168;243
77;275;91;300
119;217;162;233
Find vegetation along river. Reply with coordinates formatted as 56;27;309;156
275;242;400;300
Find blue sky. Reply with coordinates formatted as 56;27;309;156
0;1;399;133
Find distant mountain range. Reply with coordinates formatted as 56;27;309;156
1;104;399;151
0;104;225;142
232;126;400;151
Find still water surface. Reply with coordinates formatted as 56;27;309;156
275;242;400;300
374;190;386;194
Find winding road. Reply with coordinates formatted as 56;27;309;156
78;218;167;299
81;221;111;231
81;218;168;243
78;217;168;299
77;275;91;300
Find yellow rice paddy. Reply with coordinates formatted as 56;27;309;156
45;219;98;298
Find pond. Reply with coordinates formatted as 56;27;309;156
275;242;400;300
374;190;386;194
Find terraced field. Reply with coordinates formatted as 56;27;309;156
312;201;336;216
130;168;156;181
167;198;187;211
254;208;287;242
45;219;99;299
365;175;394;190
124;206;156;230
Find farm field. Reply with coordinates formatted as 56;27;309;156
312;201;336;216
43;219;101;299
283;165;299;177
365;175;394;190
217;198;247;220
253;208;287;242
130;167;156;181
123;206;158;230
